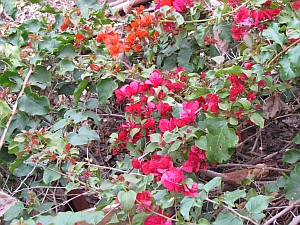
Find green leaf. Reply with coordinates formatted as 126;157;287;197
195;25;207;47
53;211;82;225
163;131;179;143
18;87;50;115
204;118;238;163
20;19;44;32
213;212;243;225
177;48;193;68
198;218;211;225
279;55;297;81
0;101;12;121
245;195;273;213
283;148;300;164
168;139;181;153
81;211;104;225
262;23;285;47
68;126;100;146
76;0;101;17
161;194;175;209
57;58;75;75
1;0;17;20
203;177;222;193
169;12;184;26
132;212;148;225
73;79;89;106
34;202;56;213
43;164;62;185
96;78;118;106
9;153;30;173
285;169;300;200
0;70;23;92
38;36;61;52
65;182;80;194
250;112;264;128
118;190;136;212
40;3;62;14
293;133;300;144
29;65;51;89
180;197;195;220
4;202;25;221
214;22;232;41
222;189;246;207
58;44;77;59
237;99;251;110
145;142;159;153
216;66;242;76
252;64;264;81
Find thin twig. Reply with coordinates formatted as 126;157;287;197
12;165;37;196
98;113;125;119
217;163;291;173
263;199;300;225
205;198;259;225
0;65;34;149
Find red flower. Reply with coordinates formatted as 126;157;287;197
247;92;256;102
132;158;141;169
231;24;248;40
135;190;152;212
144;118;156;130
244;62;254;70
292;0;300;10
205;94;220;114
90;64;100;71
161;167;185;192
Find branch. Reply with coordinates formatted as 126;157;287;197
263;199;300;225
0;65;34;150
289;215;300;225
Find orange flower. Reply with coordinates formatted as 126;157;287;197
136;5;145;14
75;34;86;42
90;63;101;71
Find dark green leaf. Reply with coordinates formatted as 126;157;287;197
195;25;207;47
96;78;118;106
58;44;77;59
38;36;61;52
285;169;300;200
204;118;238;163
177;48;193;68
29;65;51;89
214;23;232;41
40;3;62;14
0;101;12;121
0;70;23;92
76;0;100;17
20;19;44;32
288;44;300;67
73;79;89;106
132;212;148;225
18;87;50;115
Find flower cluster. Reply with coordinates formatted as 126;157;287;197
96;7;159;60
231;4;281;40
60;17;74;31
155;0;193;12
132;154;199;197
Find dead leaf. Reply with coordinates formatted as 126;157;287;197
213;29;230;57
0;190;19;216
249;163;269;179
263;95;290;119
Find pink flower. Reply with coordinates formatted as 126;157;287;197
173;0;193;12
144;209;172;225
235;7;253;26
161;167;185;192
146;70;163;87
159;118;177;133
183;182;199;197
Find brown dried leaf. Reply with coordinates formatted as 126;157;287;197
213;29;230;56
249;163;270;179
263;95;291;119
0;190;19;216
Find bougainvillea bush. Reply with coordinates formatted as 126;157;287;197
1;0;300;224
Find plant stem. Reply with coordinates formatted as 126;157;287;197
0;65;34;150
267;38;300;68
